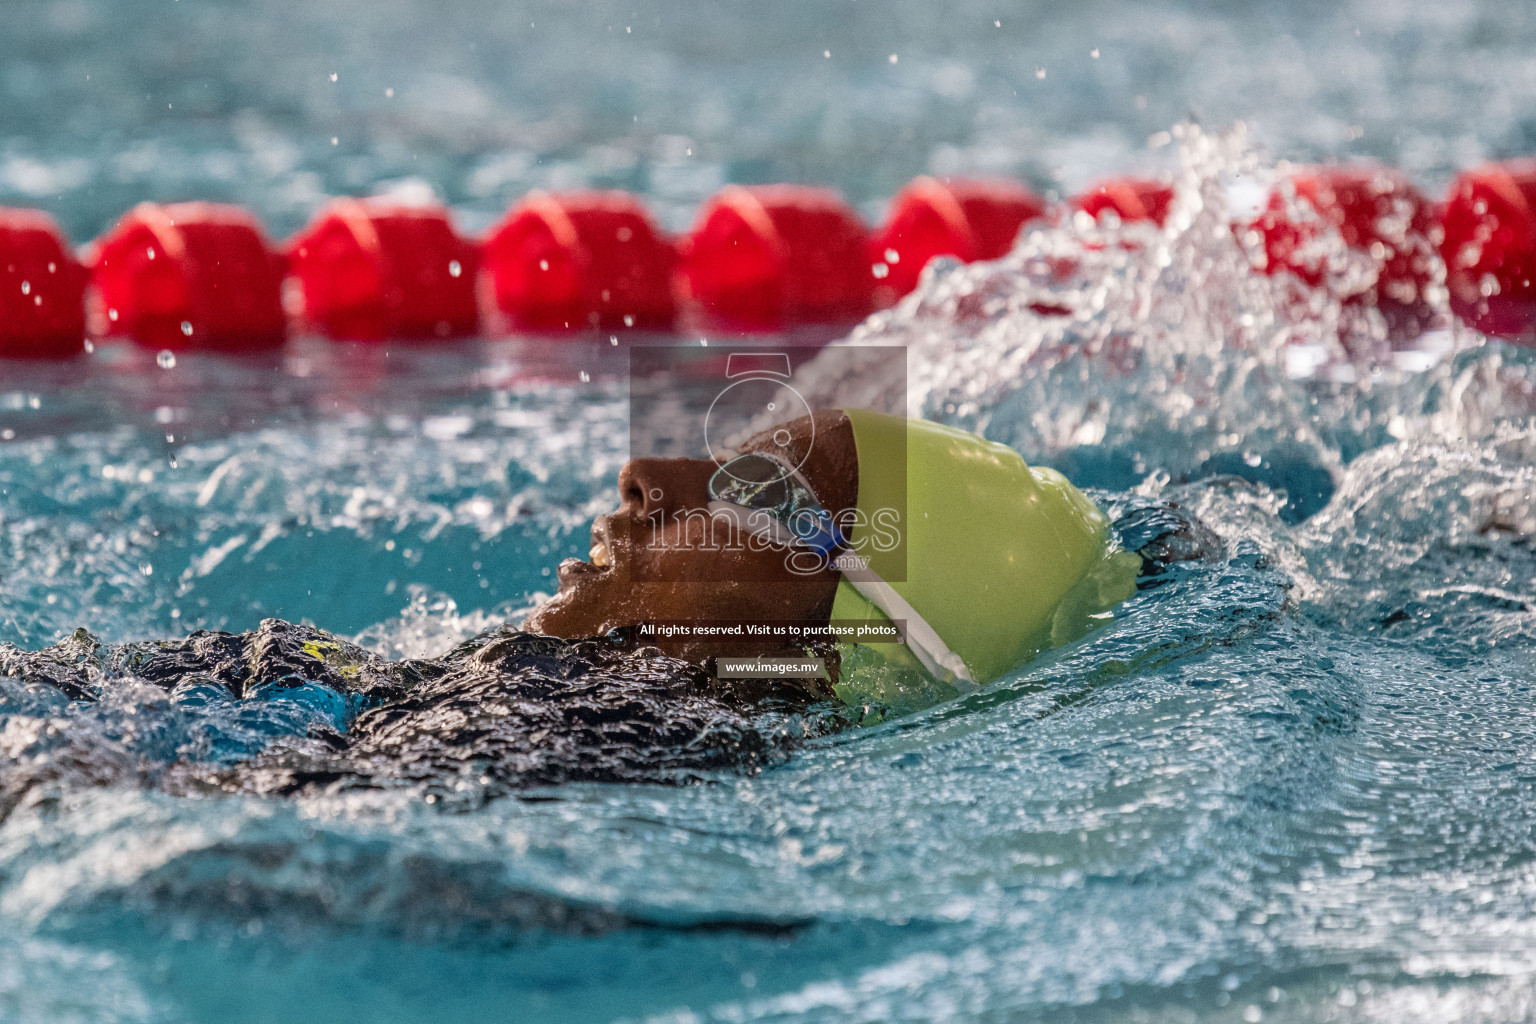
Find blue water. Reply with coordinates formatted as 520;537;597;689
6;2;1536;1022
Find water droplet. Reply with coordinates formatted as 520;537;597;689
994;19;1001;27
329;72;338;82
623;315;635;327
83;339;95;354
823;50;831;58
1090;48;1100;58
884;248;900;264
146;247;155;260
108;308;119;322
448;260;462;277
609;336;618;346
20;281;30;295
872;263;889;279
888;53;898;64
538;259;549;271
180;321;193;336
157;350;177;369
1035;66;1047;79
331;137;339;146
47;262;56;273
578;370;591;383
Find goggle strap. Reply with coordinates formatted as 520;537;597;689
834;553;977;691
713;453;978;692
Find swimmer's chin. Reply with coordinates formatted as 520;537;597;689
521;585;612;639
520;596;576;638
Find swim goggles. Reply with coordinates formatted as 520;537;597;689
707;452;845;559
706;450;975;687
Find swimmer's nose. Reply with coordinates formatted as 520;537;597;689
617;458;715;520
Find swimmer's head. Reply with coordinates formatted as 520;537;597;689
523;411;857;663
524;409;1132;689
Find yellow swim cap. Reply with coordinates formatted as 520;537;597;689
829;409;1136;702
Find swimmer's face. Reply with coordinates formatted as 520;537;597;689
523;411;858;662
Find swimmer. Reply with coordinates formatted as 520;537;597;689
525;408;1146;706
0;411;1221;808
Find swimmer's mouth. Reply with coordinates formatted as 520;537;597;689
557;556;607;582
558;515;618;581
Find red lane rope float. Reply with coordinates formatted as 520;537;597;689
1071;178;1176;226
8;162;1536;359
482;190;676;333
1441;160;1536;345
680;185;872;331
285;199;480;341
87;202;287;351
1249;164;1441;342
0;208;87;359
869;176;1047;306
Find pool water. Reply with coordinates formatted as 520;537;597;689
5;1;1536;1022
